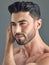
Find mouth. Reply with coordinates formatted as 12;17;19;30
15;35;24;39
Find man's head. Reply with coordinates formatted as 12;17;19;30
8;1;42;45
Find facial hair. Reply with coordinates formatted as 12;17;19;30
15;29;36;45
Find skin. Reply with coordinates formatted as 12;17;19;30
2;12;49;65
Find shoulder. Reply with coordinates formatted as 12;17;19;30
26;54;49;65
26;53;49;65
36;46;49;63
36;53;49;65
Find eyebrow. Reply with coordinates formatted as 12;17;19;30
10;22;16;24
11;20;27;23
18;20;27;23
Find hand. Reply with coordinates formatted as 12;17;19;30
6;23;15;44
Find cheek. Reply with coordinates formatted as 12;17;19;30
25;24;33;33
22;27;31;37
26;24;36;35
21;24;29;33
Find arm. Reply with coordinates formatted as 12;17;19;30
2;24;16;65
2;43;16;65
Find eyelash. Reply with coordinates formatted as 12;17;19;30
11;22;27;27
20;22;26;25
12;23;16;26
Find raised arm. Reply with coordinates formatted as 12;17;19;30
2;23;16;65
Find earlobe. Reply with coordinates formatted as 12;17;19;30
36;19;42;30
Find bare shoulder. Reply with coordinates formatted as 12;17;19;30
36;46;49;65
26;53;49;65
36;53;49;65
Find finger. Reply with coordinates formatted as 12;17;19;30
7;24;11;34
6;23;12;42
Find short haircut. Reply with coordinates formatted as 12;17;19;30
8;1;41;19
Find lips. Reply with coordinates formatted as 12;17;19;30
15;35;24;39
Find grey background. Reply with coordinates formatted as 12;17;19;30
0;0;49;65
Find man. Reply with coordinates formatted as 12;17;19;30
2;1;49;65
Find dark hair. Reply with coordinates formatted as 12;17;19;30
8;1;41;19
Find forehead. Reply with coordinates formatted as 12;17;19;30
11;12;34;22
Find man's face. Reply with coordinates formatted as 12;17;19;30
11;12;37;45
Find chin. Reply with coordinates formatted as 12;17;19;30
15;40;27;45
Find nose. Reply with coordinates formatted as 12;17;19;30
15;24;21;33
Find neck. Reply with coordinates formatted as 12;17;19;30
24;31;46;56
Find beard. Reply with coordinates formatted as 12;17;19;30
15;33;27;45
14;30;36;45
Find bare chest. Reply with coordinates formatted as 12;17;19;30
14;50;45;65
14;47;49;65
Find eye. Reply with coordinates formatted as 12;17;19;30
20;22;25;25
11;22;16;26
20;22;27;26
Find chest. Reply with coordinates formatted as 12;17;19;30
26;53;43;64
14;50;43;64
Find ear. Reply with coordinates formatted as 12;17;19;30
35;19;42;30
